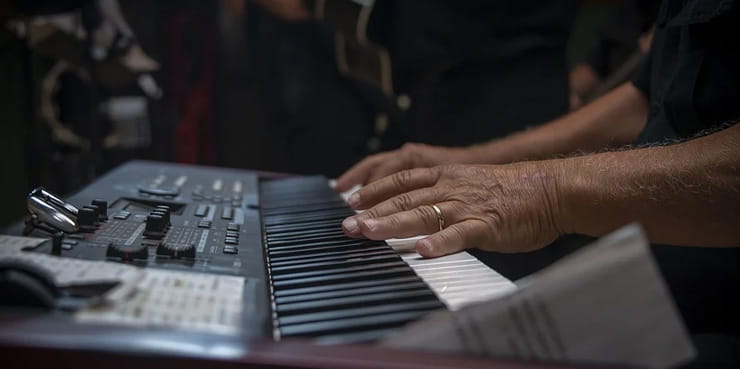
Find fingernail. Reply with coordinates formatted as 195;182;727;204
347;192;360;208
342;217;359;234
417;239;436;256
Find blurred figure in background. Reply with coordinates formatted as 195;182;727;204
246;0;577;176
569;0;660;110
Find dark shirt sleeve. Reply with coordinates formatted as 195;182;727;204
584;0;659;77
585;36;613;78
630;49;652;95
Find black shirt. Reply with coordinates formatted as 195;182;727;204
633;0;740;143
379;0;578;147
629;0;740;339
586;0;660;78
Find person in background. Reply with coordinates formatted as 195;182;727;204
250;0;578;175
569;0;660;110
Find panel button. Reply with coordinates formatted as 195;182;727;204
144;214;167;238
92;199;108;220
138;186;179;197
197;221;212;229
78;207;98;232
194;204;208;217
225;237;239;245
223;246;238;254
113;211;131;220
221;206;234;220
226;231;239;238
227;223;240;231
151;210;170;226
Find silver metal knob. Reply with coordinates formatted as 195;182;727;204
27;188;79;233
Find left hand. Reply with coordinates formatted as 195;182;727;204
341;164;567;257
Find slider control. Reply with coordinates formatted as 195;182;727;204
77;207;98;232
91;200;108;220
143;214;167;238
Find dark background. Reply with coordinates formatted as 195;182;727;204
0;0;621;228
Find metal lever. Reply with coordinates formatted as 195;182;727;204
26;187;79;234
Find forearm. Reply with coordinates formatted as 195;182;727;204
466;82;649;164
554;123;740;246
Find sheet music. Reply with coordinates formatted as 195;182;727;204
0;235;244;334
76;269;245;335
0;235;144;300
0;235;47;254
382;225;696;369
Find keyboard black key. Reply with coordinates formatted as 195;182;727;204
276;289;439;316
272;261;408;281
268;241;386;257
277;300;444;326
270;254;402;275
268;249;396;267
280;310;430;337
266;233;350;247
262;202;348;216
272;266;414;290
266;227;344;238
273;276;424;298
268;246;392;265
261;175;445;343
275;281;430;304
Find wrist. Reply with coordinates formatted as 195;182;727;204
464;141;511;164
536;158;580;236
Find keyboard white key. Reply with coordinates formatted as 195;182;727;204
336;183;517;310
390;237;516;310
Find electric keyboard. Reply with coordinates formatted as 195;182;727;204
2;160;513;345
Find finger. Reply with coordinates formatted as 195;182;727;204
353;203;456;240
366;159;409;185
335;154;388;192
348;168;439;209
416;220;487;258
353;187;444;222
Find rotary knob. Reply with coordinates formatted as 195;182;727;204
156;242;195;259
106;242;149;261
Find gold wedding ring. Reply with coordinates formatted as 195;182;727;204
431;204;445;232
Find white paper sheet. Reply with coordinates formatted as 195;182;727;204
76;269;245;335
382;224;696;369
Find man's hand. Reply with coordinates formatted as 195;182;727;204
340;124;740;257
341;163;565;257
335;143;478;192
569;64;601;111
336;84;649;193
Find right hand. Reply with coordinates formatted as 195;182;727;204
335;143;474;192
